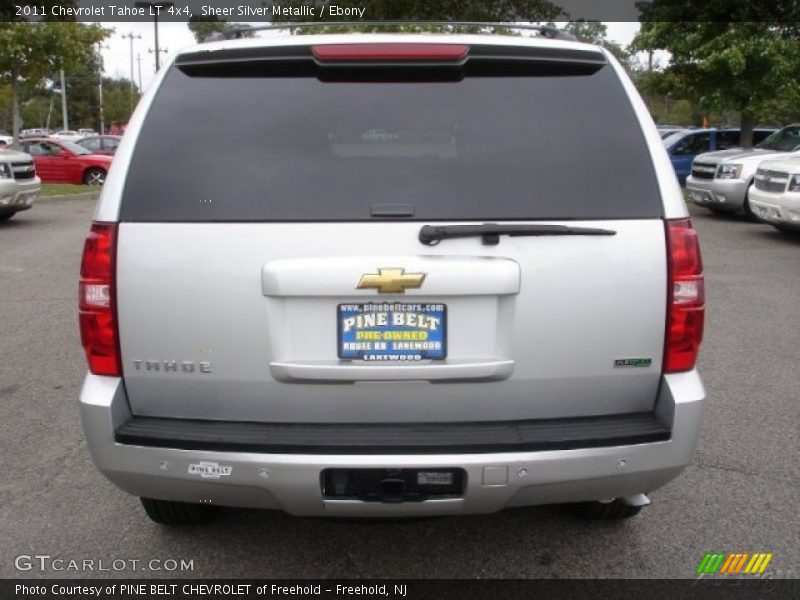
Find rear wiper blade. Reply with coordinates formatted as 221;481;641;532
419;223;616;246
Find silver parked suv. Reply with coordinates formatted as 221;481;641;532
686;124;800;217
0;147;40;221
79;26;707;525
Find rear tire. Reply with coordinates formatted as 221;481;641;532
576;499;643;520
83;167;107;185
140;498;218;525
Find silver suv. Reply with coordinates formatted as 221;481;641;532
686;125;800;217
0;147;40;221
79;29;706;525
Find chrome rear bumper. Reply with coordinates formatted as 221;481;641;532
80;371;705;517
686;176;749;211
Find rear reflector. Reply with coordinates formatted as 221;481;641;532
312;43;469;61
664;219;704;373
79;222;121;376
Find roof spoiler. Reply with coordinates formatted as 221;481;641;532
205;21;576;43
176;41;605;80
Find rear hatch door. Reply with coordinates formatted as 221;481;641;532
116;38;667;423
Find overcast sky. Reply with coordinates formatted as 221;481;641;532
98;22;642;90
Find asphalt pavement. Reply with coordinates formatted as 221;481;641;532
0;196;797;579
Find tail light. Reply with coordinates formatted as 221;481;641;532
312;43;469;61
79;222;120;376
664;219;704;373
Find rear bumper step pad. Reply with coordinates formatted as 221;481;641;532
115;413;670;455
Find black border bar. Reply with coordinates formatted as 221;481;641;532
4;578;799;600
4;1;800;23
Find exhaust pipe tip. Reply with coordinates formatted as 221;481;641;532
621;493;651;508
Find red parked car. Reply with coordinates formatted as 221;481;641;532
19;138;113;185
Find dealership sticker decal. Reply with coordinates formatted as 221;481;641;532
338;302;446;361
417;471;454;485
614;358;653;368
188;461;233;479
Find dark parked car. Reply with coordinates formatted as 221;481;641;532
76;135;122;156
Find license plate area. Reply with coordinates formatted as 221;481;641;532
17;191;36;205
338;302;447;361
322;468;466;502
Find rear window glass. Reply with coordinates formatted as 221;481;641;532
753;130;773;144
717;131;741;150
121;59;661;221
671;133;710;156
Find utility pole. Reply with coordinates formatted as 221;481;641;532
153;6;162;71
136;54;143;90
148;46;168;73
59;69;68;131
98;78;105;135
135;2;174;71
121;32;141;116
96;42;110;134
46;96;54;132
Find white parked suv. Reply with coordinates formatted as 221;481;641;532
748;156;800;233
19;128;49;139
686;124;800;217
52;130;83;142
0;147;40;221
78;25;706;526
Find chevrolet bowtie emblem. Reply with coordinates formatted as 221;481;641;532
357;268;426;294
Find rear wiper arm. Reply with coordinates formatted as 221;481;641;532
419;223;617;246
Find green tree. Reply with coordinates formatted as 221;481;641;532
61;53;104;130
0;22;110;136
562;20;607;43
20;94;51;130
633;12;800;146
187;15;253;43
0;84;11;131
102;78;140;125
561;20;635;73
